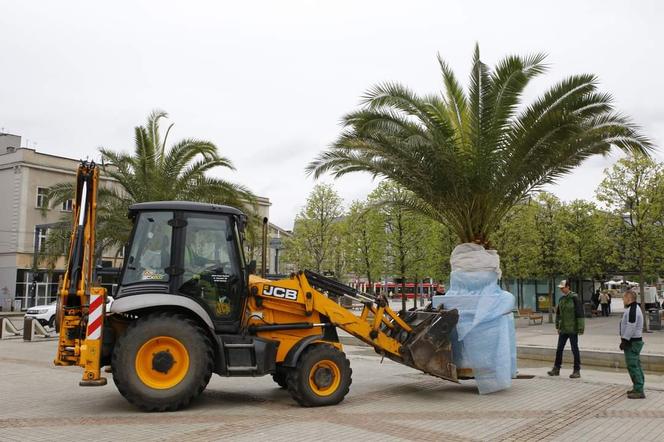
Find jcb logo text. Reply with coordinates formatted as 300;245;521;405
262;285;298;301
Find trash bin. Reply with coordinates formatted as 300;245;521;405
648;309;661;331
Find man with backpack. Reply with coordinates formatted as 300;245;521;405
548;280;585;378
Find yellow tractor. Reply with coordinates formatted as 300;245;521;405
55;162;460;411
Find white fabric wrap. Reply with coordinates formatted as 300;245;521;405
450;243;501;278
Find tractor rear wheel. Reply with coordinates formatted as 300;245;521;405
112;312;213;412
286;344;352;407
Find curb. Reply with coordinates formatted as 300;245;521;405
338;335;664;371
517;345;664;371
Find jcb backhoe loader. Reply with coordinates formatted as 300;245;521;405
55;162;460;411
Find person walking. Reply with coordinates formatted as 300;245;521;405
620;290;646;399
599;291;611;317
548;280;585;378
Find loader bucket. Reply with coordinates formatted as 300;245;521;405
400;309;459;382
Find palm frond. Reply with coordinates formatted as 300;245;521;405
308;46;653;244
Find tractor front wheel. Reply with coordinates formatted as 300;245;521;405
112;312;213;412
286;344;352;407
272;364;289;389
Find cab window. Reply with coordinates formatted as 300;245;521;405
122;211;173;285
179;214;241;320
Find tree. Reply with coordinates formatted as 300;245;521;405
596;154;663;330
46;110;254;257
493;201;539;307
557;200;613;298
307;45;651;248
370;182;428;312
282;184;344;274
533;193;564;323
345;201;385;293
422;220;458;286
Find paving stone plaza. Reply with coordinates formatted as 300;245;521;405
2;338;664;442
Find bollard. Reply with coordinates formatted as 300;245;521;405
23;316;50;341
0;317;21;339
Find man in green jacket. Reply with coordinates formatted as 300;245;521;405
548;280;585;378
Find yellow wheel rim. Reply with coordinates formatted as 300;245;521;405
308;359;341;397
135;336;190;389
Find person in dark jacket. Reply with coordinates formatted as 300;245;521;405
620;290;645;399
548;280;585;378
591;289;600;310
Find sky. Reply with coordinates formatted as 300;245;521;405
1;0;663;229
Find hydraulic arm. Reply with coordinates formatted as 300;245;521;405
248;271;460;382
53;161;107;386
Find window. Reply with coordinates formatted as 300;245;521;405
122;211;173;285
180;214;241;321
36;187;49;208
36;227;47;253
61;199;73;212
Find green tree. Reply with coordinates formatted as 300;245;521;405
282;183;344;274
534;193;565;322
596;155;663;329
493;201;539;307
307;45;650;248
422;220;458;286
370;182;428;312
46;110;254;257
557;200;613;298
345;201;385;293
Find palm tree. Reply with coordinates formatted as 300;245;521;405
307;45;652;246
47;110;255;253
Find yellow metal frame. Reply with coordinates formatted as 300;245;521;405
246;272;412;361
54;164;107;385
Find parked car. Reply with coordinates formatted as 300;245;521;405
25;296;114;329
25;301;57;327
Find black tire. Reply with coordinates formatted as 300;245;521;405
111;312;213;412
272;365;289;389
48;315;55;328
286;344;352;407
54;296;63;333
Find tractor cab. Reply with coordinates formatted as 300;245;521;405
116;201;249;332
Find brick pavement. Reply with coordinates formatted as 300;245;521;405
1;340;664;441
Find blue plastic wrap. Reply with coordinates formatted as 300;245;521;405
432;270;517;394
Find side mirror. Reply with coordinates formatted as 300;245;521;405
247;260;257;275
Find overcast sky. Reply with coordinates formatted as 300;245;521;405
1;0;663;229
